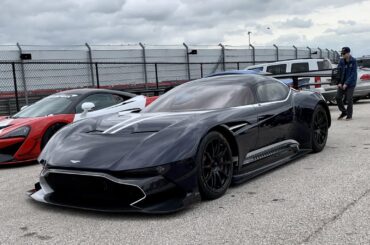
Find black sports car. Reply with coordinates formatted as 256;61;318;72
29;74;331;213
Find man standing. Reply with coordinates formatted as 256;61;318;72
336;47;357;120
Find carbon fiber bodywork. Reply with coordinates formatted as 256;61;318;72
29;75;331;213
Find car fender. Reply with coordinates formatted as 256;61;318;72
292;90;330;148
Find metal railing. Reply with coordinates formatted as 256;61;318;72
0;60;277;115
0;58;338;116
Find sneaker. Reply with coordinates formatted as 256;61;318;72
345;117;352;121
338;112;347;120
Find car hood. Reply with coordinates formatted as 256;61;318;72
40;111;213;171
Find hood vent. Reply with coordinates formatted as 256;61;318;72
225;121;249;133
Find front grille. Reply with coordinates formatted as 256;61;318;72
45;173;145;208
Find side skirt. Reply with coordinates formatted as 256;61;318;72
233;140;311;184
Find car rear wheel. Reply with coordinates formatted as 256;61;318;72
197;131;233;200
41;123;66;149
311;105;328;153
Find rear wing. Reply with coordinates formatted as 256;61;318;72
266;68;340;89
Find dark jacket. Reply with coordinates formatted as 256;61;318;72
337;56;357;88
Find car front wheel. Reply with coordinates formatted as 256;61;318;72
197;131;233;200
41;123;66;149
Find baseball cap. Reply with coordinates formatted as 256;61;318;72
341;47;350;55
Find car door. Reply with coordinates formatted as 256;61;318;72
231;84;260;159
254;79;294;149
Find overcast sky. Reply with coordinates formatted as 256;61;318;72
1;0;369;56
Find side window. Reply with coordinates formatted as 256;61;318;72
317;60;332;70
241;85;255;105
75;93;119;113
248;67;263;72
291;63;309;73
266;64;287;74
112;94;126;104
256;80;290;103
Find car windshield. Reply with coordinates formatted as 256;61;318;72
12;94;80;118
144;80;254;112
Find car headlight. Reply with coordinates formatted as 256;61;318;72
0;126;30;139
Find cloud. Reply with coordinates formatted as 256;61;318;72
325;24;370;35
0;0;369;56
276;18;314;28
338;20;356;26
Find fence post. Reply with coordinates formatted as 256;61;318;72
250;44;255;65
183;42;191;80
16;43;28;105
307;46;312;58
11;62;20;112
335;51;340;62
326;48;330;60
331;50;335;62
317;47;322;58
155;63;159;89
139;42;148;89
200;63;203;78
273;44;279;61
293;45;298;59
85;43;95;87
94;63;100;88
218;43;226;71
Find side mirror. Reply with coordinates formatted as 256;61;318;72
81;102;95;117
20;105;28;111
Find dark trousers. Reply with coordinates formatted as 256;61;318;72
336;87;355;118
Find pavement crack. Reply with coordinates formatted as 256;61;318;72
300;187;370;244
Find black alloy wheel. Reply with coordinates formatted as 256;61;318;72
197;131;233;200
311;105;328;153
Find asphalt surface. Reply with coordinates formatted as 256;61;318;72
1;100;370;245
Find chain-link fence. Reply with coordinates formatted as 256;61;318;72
0;44;340;116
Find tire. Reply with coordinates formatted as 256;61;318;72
311;105;329;153
197;131;233;200
41;123;66;149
